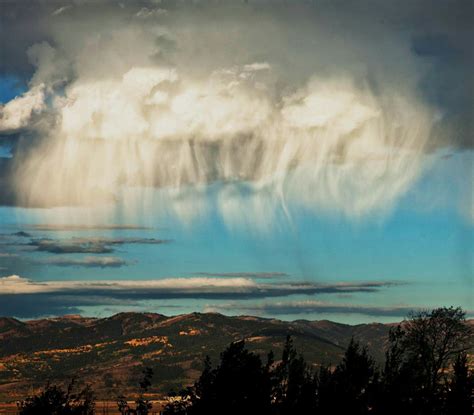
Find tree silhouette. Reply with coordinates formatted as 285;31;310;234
271;335;317;414
314;364;337;414
196;340;272;415
329;338;377;414
117;367;154;415
164;340;273;415
403;307;471;391
17;379;95;415
377;325;419;415
378;307;472;415
165;307;472;415
445;352;473;415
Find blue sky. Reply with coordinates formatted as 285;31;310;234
0;0;472;323
0;148;471;322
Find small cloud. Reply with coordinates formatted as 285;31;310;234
243;62;271;72
135;7;167;19
52;6;72;16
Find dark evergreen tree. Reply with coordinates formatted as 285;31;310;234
117;367;154;415
271;335;317;414
165;340;272;415
314;364;337;414
445;352;473;415
376;325;422;415
330;338;378;415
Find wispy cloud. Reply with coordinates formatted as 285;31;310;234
39;256;129;268
24;224;151;231
195;272;289;280
27;237;171;254
51;5;72;16
0;253;18;258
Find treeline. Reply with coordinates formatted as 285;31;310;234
164;307;472;415
17;307;473;415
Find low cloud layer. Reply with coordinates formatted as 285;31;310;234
207;300;423;318
0;275;399;296
0;274;403;318
1;0;471;225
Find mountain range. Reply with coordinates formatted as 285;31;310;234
0;312;443;401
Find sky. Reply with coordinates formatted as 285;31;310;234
0;0;472;323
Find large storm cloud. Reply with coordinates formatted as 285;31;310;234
0;0;472;225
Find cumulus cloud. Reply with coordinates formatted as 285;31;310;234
0;86;45;132
0;0;471;225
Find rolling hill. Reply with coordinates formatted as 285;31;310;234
0;312;410;401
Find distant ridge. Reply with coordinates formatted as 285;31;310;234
0;313;471;401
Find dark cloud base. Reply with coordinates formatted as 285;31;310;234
27;237;171;254
0;0;473;209
0;278;404;318
39;256;129;268
234;303;421;318
0;296;81;318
